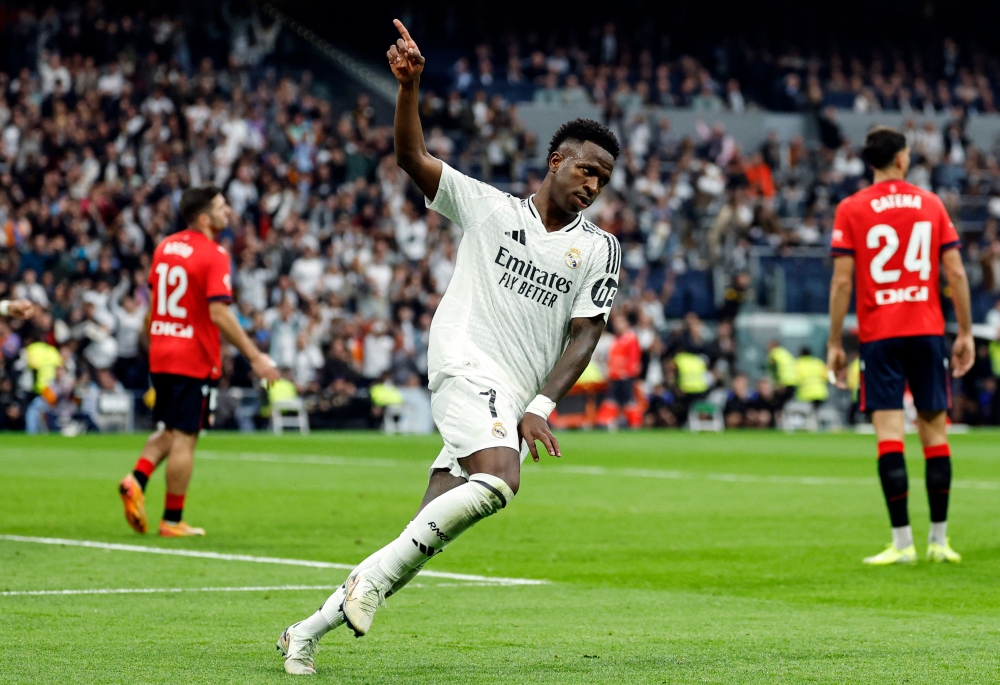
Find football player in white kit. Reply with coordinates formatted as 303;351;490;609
277;19;621;675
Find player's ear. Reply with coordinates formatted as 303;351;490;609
548;151;563;173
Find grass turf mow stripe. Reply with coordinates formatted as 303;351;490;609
200;451;1000;490
4;447;999;489
0;535;549;586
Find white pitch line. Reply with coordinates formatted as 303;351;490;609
0;535;548;586
1;584;338;597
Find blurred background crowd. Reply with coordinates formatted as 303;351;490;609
0;1;998;436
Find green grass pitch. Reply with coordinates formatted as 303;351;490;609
1;430;999;683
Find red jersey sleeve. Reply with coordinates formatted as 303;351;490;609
830;201;855;256
206;246;233;303
937;198;961;252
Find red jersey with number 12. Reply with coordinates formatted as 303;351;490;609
148;229;233;379
830;180;960;343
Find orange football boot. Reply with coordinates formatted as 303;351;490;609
158;520;206;537
118;473;147;534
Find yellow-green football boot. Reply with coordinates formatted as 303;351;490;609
863;543;917;565
926;539;961;563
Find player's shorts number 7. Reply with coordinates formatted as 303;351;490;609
155;263;189;318
867;221;931;284
479;389;498;418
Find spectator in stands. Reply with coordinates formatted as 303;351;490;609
723;373;753;428
748;377;781;428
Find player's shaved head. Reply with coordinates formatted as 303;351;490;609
862;127;907;170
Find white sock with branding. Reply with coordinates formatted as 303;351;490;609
363;473;514;592
295;585;347;639
892;525;914;550
928;521;948;546
295;540;403;639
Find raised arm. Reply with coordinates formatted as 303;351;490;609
942;248;974;378
387;19;442;200
519;315;606;462
827;255;854;388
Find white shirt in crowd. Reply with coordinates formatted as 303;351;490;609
290;254;325;299
363;328;395;379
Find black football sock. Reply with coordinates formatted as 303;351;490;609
924;444;952;545
877;441;909;529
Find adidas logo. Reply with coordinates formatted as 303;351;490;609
411;538;441;557
504;229;526;245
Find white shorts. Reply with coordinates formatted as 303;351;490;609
429;375;528;480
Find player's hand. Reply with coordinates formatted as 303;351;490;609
826;343;847;389
387;19;425;85
518;412;561;462
950;332;975;378
252;354;280;384
6;299;34;319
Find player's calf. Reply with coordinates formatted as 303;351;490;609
924;444;951;542
877;440;912;544
923;443;960;562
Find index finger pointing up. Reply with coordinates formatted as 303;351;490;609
393;19;413;44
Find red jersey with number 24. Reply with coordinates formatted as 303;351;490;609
830;180;960;343
148;229;233;380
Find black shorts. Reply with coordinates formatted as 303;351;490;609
859;335;950;413
151;373;217;433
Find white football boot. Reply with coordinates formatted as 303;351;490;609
276;623;318;675
342;571;386;637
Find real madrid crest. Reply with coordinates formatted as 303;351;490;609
491;422;507;439
564;248;582;269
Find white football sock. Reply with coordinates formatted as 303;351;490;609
295;585;347;639
929;521;947;546
297;533;411;639
892;525;914;550
364;473;514;591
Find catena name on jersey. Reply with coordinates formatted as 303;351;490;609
494;246;572;308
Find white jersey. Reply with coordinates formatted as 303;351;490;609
426;162;621;411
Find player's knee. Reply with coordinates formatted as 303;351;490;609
925;457;952;492
468;472;516;513
497;467;520;496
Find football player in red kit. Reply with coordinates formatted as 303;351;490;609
118;187;279;537
828;127;974;565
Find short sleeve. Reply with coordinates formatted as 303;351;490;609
425;162;509;231
830;202;854;256
572;232;621;322
206;247;233;303
938;198;961;252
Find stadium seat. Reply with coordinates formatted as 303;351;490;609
687;389;728;432
271;399;310;436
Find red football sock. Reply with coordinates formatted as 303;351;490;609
164;493;185;523
132;458;156;491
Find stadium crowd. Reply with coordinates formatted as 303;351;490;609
434;29;1000;115
0;4;998;435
